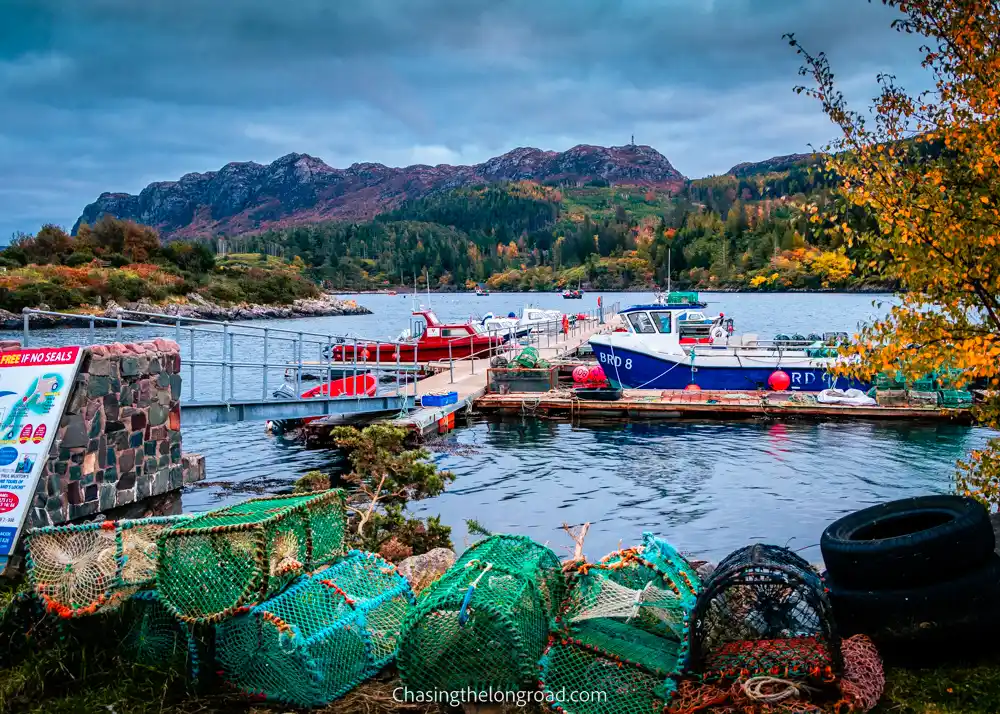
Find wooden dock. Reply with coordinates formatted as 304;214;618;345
391;317;619;436
473;388;975;423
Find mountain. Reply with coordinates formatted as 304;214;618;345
74;144;687;238
726;152;823;178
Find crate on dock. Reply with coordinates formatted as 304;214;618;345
487;366;558;394
420;391;458;407
907;390;939;407
157;490;346;624
938;389;973;408
873;372;905;390
875;389;908;407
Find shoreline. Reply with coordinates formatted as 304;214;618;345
332;286;897;295
0;293;372;330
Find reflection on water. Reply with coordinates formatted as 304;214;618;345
182;416;992;562
19;290;986;560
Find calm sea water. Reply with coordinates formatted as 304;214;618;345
17;291;994;560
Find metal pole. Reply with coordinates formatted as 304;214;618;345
190;328;196;401
470;334;475;374
395;348;401;398
175;317;181;344
221;322;229;402
352;337;358;386
263;328;270;400
327;336;333;399
295;332;303;399
228;332;235;402
449;339;454;383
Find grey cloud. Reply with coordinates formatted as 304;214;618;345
0;0;928;239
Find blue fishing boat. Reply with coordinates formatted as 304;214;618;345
589;294;866;391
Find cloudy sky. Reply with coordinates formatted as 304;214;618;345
1;0;928;239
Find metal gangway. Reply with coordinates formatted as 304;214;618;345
20;308;418;425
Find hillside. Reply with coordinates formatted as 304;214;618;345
74;144;686;239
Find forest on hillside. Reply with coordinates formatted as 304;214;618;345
219;159;891;292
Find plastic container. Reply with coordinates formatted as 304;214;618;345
420;391;458;407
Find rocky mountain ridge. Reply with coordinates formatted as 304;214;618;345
74;144;687;238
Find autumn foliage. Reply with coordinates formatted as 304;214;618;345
789;1;1000;505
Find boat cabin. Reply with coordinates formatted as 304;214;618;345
408;309;478;340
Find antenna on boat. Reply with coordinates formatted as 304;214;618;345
424;268;431;307
667;248;671;294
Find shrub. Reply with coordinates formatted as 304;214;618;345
64;251;95;267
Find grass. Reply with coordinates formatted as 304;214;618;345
4;578;1000;713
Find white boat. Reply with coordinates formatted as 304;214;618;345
589;296;864;391
475;312;533;339
518;305;567;334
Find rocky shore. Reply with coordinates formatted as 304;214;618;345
0;292;372;329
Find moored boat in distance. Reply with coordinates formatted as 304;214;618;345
328;307;507;363
589;293;864;391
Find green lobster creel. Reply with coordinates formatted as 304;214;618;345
26;514;193;618
157;490;346;624
214;550;414;707
117;590;201;678
397;534;565;694
538;533;701;714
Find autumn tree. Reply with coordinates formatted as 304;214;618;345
788;1;1000;504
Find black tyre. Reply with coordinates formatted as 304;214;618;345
826;554;1000;666
820;495;994;590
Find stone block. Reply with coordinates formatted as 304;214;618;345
113;431;129;450
169;443;181;462
156;390;171;406
67;482;83;505
87;375;111;398
118;449;135;474
181;453;206;484
106;447;116;466
117;471;136;491
62;415;88;448
54;460;68;475
168;406;180;431
169;465;184;490
153;467;169;495
131;412;146;431
156;372;169;389
69;464;82;481
106;420;126;433
135;474;152;500
89;409;104;438
121;357;139;376
157;454;168;469
99;483;117;511
103;465;118;483
149;357;161;374
144;441;157;456
84;483;98;502
129;431;143;448
69;501;99;520
169;374;182;400
83;451;97;476
149;404;168;427
117;488;135;506
149;425;166;441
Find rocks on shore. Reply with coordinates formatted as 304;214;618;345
2;293;372;330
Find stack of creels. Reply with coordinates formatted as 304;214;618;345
538;533;701;714
688;544;841;688
397;534;565;695
215;551;414;708
116;590;201;677
25;515;192;618
156;490;346;624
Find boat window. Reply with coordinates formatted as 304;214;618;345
411;320;426;337
440;327;471;337
627;312;657;334
649;311;673;334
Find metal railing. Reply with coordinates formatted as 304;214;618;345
19;300;620;406
20;308;420;410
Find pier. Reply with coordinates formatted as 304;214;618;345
473;388;976;423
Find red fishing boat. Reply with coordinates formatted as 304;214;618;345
300;373;377;399
329;309;507;363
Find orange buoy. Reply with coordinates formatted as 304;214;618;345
684;383;701;391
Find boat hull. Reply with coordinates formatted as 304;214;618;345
331;338;503;363
590;342;867;391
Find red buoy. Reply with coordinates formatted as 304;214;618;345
768;370;791;391
572;365;590;383
588;365;606;384
684;383;701;391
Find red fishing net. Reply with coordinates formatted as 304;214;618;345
667;635;884;714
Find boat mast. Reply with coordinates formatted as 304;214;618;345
667;248;671;294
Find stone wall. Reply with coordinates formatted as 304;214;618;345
28;338;205;527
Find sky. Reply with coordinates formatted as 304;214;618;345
0;0;930;240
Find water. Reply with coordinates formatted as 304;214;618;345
18;290;993;559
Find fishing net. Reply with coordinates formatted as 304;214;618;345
689;544;840;686
537;534;701;714
215;550;414;707
157;490;346;624
26;515;192;618
117;590;201;677
397;534;564;694
512;347;550;369
667;635;883;714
